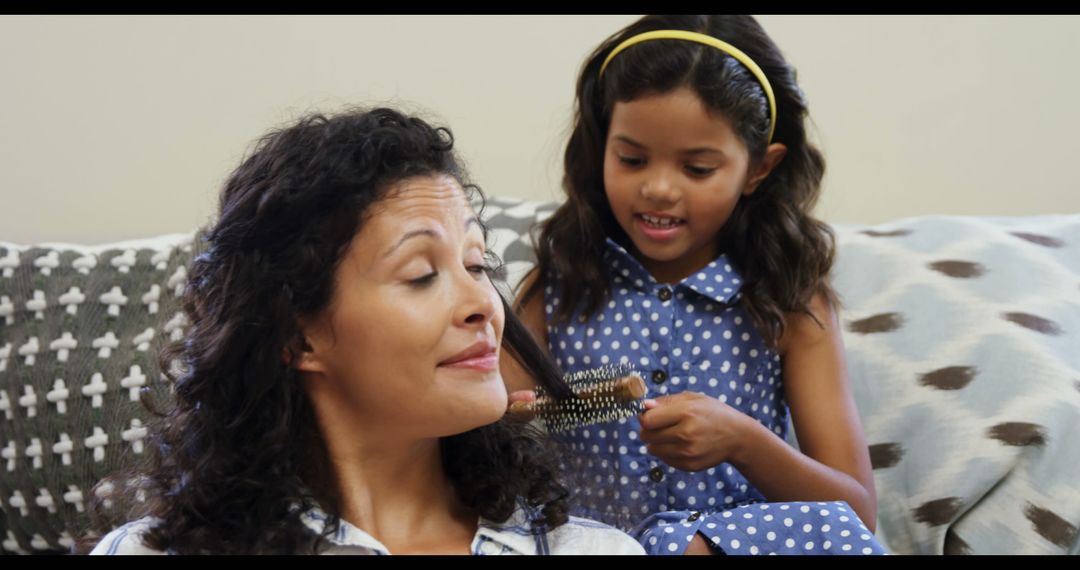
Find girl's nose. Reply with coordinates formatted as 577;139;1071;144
640;168;679;203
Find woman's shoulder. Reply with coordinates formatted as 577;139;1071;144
545;516;645;555
89;517;165;555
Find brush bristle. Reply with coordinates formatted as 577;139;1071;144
531;363;648;433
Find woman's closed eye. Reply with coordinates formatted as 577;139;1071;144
468;263;493;278
407;262;492;288
408;271;438;287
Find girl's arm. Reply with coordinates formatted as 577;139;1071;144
499;269;548;393
730;292;877;531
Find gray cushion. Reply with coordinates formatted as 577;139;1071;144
0;236;195;553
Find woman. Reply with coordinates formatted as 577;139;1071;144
85;107;642;555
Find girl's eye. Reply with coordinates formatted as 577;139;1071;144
618;155;645;167
686;165;717;177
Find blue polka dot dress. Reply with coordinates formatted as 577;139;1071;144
543;238;887;555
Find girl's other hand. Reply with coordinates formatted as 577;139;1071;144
638;392;752;472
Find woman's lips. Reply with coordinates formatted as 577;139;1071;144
440;353;499;371
439;341;498;371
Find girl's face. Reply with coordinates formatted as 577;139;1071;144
603;87;770;284
298;175;508;441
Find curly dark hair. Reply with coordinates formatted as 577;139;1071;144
523;15;838;346
81;107;574;554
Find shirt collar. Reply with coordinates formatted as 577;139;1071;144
603;237;744;305
298;505;390;553
474;501;547;555
297;500;542;555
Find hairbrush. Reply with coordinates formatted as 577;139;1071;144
508;363;648;433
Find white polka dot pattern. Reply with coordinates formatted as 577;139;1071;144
544;238;884;554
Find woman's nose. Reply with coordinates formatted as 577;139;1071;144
456;270;498;327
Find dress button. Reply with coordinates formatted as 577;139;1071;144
651;369;667;384
649;467;665;482
657;287;673;301
687;511;701;522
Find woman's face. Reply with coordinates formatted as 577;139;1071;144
299;175;507;441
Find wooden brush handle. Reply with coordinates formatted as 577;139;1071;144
571;373;647;401
507;374;647;420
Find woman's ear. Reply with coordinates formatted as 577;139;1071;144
289;320;328;375
742;142;787;196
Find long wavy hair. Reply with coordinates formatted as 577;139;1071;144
524;15;837;346
81;107;574;554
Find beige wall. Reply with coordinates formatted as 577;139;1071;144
1;15;1077;244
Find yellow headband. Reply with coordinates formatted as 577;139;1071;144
599;29;777;144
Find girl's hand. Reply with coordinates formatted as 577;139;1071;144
638;392;753;472
506;389;537;420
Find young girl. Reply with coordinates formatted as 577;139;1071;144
505;16;887;555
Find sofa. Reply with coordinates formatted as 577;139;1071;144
1;197;1078;554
